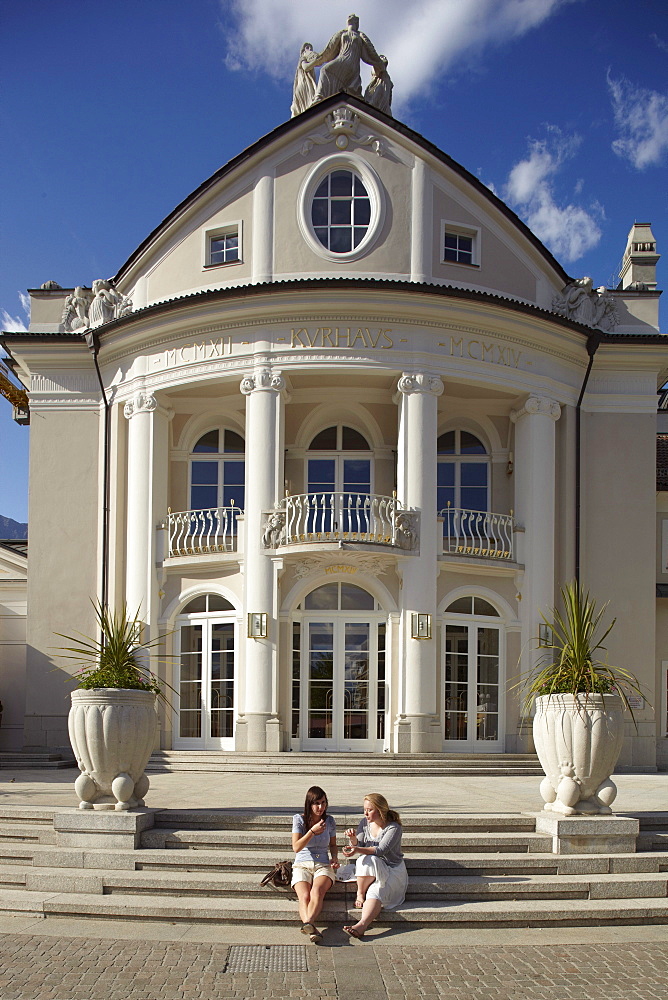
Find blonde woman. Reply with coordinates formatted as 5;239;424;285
342;792;407;939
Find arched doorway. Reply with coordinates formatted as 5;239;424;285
441;594;505;752
174;593;237;750
292;581;386;752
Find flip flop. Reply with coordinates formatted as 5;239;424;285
343;925;365;939
354;897;365;908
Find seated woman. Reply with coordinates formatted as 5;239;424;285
342;792;407;939
291;785;339;942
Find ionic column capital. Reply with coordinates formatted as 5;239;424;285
123;391;158;419
510;395;561;423
240;369;286;395
397;372;444;397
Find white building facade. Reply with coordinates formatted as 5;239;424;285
2;95;665;766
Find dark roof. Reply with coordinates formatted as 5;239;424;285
112;93;572;288
3;277;667;348
0;539;27;558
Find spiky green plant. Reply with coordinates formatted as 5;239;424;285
55;601;170;699
518;582;647;719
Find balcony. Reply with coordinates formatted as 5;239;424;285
167;506;241;557
262;493;418;550
440;505;515;561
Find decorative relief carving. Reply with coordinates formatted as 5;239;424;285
62;279;133;332
552;277;618;332
240;369;286;395
394;510;418;550
31;374;98;394
293;554;389;579
397;372;444;396
301;108;385;155
510;396;561;423
123;392;158;419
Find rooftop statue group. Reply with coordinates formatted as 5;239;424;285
291;14;393;118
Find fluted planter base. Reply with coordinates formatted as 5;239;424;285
533;693;625;816
68;689;158;811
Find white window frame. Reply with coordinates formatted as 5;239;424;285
298;153;385;263
203;221;243;269
441;220;481;268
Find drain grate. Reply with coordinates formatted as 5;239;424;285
224;944;309;973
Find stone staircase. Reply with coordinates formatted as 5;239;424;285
0;750;76;770
147;751;544;777
0;806;667;929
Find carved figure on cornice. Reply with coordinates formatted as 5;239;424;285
88;279;133;330
262;509;286;548
301;108;384;155
364;56;393;116
552;277;618;332
291;42;317;117
62;286;93;332
394;510;418;550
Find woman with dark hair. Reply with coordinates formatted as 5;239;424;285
341;792;407;939
291;785;339;942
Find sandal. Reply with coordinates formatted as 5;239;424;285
300;922;317;935
354;896;365;909
343;925;365;939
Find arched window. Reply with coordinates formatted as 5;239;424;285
437;430;489;515
306;425;372;533
189;428;245;512
442;594;502;748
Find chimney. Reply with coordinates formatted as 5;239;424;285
618;222;660;291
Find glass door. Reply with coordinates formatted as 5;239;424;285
443;619;503;751
175;616;236;749
301;618;383;751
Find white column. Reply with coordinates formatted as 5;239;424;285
510;395;561;677
396;372;444;752
240;368;284;750
252;172;274;284
124;392;159;623
410;157;431;283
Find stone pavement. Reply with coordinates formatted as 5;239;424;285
1;926;668;999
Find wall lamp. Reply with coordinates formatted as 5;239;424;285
411;613;432;640
248;613;268;638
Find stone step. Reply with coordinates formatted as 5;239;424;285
149;810;538;833
0;752;75;770
139;827;554;853
2;864;667;902
1;887;667;927
0;824;57;846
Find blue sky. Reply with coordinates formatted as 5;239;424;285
1;0;667;525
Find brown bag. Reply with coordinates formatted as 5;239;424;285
259;860;293;890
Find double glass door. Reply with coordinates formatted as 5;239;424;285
175;616;236;749
299;618;385;751
443;620;503;750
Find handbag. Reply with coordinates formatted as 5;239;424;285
259;859;293;890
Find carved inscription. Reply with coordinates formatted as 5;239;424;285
152;337;233;369
290;327;394;349
449;337;522;368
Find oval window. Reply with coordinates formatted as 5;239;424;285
311;170;371;254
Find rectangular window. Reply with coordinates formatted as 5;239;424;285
441;221;480;267
204;222;242;268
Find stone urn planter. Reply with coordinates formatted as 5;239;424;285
533;693;625;815
68;688;158;810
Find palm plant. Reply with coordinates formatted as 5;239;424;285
519;581;646;718
55;601;168;699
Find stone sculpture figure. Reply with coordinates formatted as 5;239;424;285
310;14;386;104
291;42;317;117
552;276;618;332
88;279;133;329
364;55;393;115
62;286;93;332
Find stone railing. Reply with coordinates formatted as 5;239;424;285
167;506;241;557
263;493;418;550
440;505;514;561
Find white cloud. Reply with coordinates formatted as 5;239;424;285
608;72;668;169
1;292;30;333
220;0;573;109
503;131;602;264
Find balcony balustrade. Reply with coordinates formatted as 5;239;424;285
167;505;241;557
440;505;514;561
263;493;418;550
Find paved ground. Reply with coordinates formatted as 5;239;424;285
1;767;667;998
